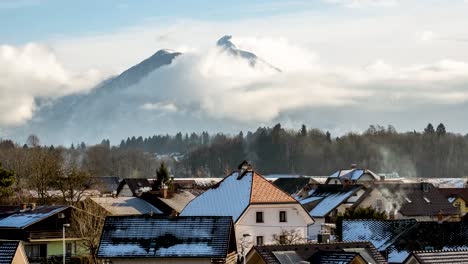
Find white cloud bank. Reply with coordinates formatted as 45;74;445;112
2;0;468;137
0;43;103;126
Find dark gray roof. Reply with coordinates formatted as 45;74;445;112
93;176;121;194
343;219;468;263
117;178;152;197
371;182;458;216
252;241;386;264
273;177;311;195
308;251;360;264
0;206;68;229
0;240;19;264
411;250;468;264
97;215;235;259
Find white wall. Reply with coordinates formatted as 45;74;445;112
307;217;324;241
235;203;314;249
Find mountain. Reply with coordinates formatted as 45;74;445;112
217;35;281;72
14;36;281;145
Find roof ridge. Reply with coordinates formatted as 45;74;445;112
414;248;468;253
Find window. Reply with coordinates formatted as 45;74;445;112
256;212;264;223
24;244;47;261
279;211;287;222
256;236;264;245
376;198;383;212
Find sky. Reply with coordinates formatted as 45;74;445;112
2;0;468;142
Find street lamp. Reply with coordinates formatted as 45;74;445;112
63;223;70;264
241;233;251;264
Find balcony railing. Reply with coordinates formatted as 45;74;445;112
29;230;81;240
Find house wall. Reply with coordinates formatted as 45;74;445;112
119;185;134;197
12;245;29;264
235;203;314;249
109;258;215;264
308;217;324;241
46;240;87;257
356;189;387;212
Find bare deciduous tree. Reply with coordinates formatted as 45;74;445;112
70;199;108;264
272;229;305;245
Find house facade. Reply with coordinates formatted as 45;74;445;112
296;184;367;240
180;167;314;249
0;205;86;263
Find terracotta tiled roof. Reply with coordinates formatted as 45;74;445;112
250;172;297;204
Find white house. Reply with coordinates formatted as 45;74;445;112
180;166;315;250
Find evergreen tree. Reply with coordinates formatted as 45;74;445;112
300;124;307;137
154;163;170;189
326;131;332;143
436;123;446;137
0;162;15;198
424;123;435;135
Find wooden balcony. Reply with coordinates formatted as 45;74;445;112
29;230;80;240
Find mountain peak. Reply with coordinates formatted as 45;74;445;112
217;35;236;49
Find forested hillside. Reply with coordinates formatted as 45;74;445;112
1;123;468;181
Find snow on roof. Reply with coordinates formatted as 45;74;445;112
0;240;19;264
299;196;323;205
180;171;252;221
97;215;233;258
157;190;195;213
343;220;397;249
181;171;298;222
0;206;68;229
90;197;162;215
306;189;358;217
387;247;409;263
329;169;380;181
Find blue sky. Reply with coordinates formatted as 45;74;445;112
0;0;333;44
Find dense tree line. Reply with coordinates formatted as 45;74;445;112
182;123;468;178
1;122;468;192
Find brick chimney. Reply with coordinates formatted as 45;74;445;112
19;203;27;211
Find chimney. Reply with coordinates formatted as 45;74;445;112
19;203;27;211
380;175;386;181
237;160;251;180
160;185;169;199
28;203;36;211
350;164;357;169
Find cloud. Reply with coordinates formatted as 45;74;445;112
419;30;436;42
0;43;103;126
141;102;178;112
121;41;468;124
